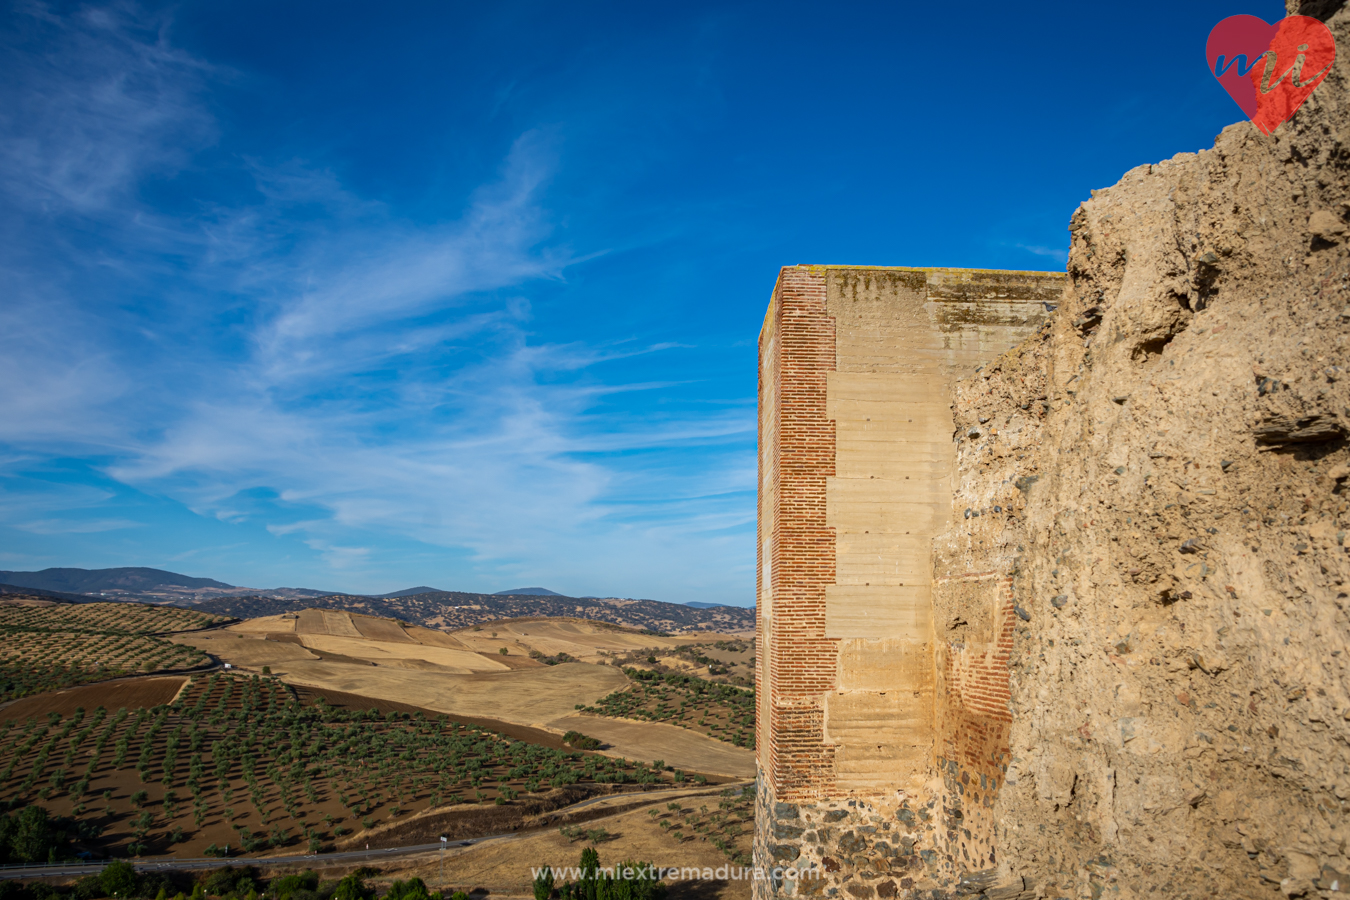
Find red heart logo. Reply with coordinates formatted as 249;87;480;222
1206;15;1337;135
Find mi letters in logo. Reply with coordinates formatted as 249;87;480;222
1207;15;1336;135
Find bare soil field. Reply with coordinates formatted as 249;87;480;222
350;615;414;643
297;635;504;673
222;612;510;673
265;657;625;725
0;677;187;723
184;631;321;666
317;609;363;637
171;617;623;723
230;614;295;634
267;633;374;667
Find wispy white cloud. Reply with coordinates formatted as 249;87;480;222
302;539;371;570
16;518;143;535
1014;242;1069;265
0;3;216;215
0;3;755;602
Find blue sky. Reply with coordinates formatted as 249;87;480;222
0;1;1278;604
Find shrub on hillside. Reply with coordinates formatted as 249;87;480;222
384;878;433;900
561;731;600;750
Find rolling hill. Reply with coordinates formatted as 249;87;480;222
379;586;444;598
0;582;91;603
0;566;233;594
193;589;754;633
0;566;338;604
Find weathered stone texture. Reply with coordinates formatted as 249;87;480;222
935;3;1350;897
756;265;1060;898
759;5;1350;895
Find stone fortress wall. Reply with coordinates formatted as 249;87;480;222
756;4;1350;898
755;266;1062;897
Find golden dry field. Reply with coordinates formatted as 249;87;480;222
447;618;715;662
384;783;756;900
169;610;756;778
608;638;756;688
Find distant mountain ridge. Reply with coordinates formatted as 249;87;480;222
0;567;752;630
0;567;333;604
0;567;233;594
195;589;753;634
379;586;443;598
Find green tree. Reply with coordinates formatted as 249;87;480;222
270;871;319;900
532;866;554;900
559;850;663;900
100;860;140;898
3;806;68;864
387;878;432;900
332;874;372;900
577;847;601;900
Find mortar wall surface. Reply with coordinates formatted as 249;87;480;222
755;264;1059;899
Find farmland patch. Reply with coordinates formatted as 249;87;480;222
579;669;754;748
0;677;186;723
0;602;226;703
0;672;681;859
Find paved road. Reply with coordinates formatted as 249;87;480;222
0;840;484;880
0;781;750;881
